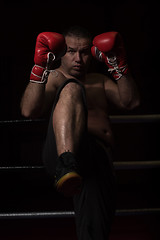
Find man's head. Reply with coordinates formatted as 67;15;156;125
61;26;92;79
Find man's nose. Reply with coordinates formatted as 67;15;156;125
75;52;81;62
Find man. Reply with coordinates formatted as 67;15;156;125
21;26;140;240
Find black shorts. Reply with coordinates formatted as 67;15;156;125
42;79;116;239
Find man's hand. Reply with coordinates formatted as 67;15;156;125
91;32;128;81
30;32;66;84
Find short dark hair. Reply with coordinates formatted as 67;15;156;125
62;25;92;43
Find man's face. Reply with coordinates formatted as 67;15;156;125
61;36;91;79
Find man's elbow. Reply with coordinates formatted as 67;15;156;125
21;107;33;119
123;96;141;111
121;96;140;110
20;105;40;119
129;98;140;110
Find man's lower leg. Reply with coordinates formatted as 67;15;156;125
52;82;86;196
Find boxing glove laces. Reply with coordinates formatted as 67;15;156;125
91;32;128;80
30;32;66;84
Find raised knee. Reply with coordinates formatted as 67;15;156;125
60;80;84;99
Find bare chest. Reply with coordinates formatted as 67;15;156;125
84;80;108;112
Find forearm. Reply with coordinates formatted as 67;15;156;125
21;82;45;118
117;72;140;110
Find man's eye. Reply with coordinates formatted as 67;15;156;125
82;49;90;55
68;49;75;53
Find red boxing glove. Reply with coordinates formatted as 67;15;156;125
30;32;66;84
91;32;128;80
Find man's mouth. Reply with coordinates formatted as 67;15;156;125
73;65;82;70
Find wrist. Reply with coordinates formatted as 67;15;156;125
105;54;128;81
30;64;49;84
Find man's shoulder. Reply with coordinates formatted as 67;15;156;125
47;69;67;88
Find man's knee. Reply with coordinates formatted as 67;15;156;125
53;79;87;115
60;80;84;100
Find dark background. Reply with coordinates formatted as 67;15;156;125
0;0;159;120
0;2;160;239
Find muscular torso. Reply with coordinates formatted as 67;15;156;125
47;70;114;147
84;73;114;147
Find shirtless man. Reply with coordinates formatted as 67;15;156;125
21;26;140;240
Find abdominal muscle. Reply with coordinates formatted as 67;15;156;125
87;109;114;148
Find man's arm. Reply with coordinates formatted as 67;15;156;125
21;82;46;118
104;72;140;110
20;72;57;118
92;31;140;110
21;70;67;118
20;32;66;119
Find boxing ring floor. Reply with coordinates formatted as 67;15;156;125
0;114;159;239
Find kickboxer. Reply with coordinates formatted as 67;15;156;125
21;26;140;240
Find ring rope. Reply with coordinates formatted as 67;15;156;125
0;114;160;126
0;160;159;171
113;160;160;170
0;208;159;219
110;114;160;123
